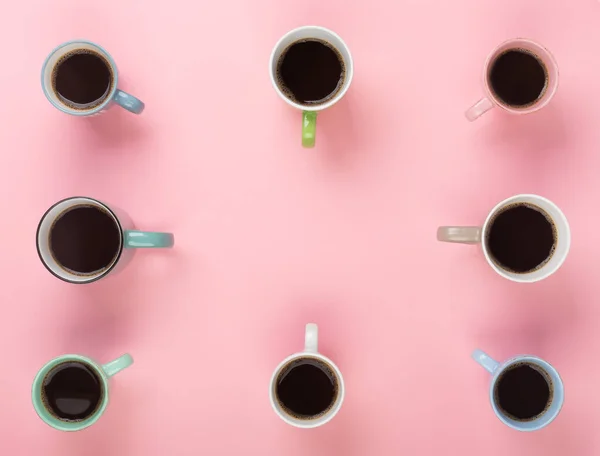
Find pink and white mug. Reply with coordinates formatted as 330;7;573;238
466;38;558;121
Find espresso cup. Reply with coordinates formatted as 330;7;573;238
32;353;133;431
269;26;353;148
466;38;558;121
42;40;144;116
269;323;344;428
37;197;174;284
437;194;570;282
472;350;564;431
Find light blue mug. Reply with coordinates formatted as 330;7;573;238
36;197;174;284
472;349;564;431
32;353;133;431
41;40;144;116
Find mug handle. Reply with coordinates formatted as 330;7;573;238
113;89;145;114
472;349;500;374
302;111;317;148
465;97;494;121
305;323;318;353
102;354;134;377
124;230;174;248
437;226;482;244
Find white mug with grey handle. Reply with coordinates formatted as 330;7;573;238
437;194;570;283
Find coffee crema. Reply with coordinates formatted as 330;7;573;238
275;357;338;419
42;361;104;422
494;362;553;421
486;203;557;274
51;50;114;109
488;48;548;107
49;205;121;276
276;39;345;106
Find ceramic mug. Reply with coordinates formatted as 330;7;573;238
32;353;133;431
269;323;345;428
472;350;564;431
41;40;144;116
37;196;174;284
437;194;570;282
269;26;353;148
466;38;558;121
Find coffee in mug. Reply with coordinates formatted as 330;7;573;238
32;354;133;431
270;323;344;428
465;38;558;121
37;197;174;284
42;40;145;115
270;26;353;148
472;350;563;431
437;194;570;283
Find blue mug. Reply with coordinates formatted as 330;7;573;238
472;350;564;431
41;40;144;116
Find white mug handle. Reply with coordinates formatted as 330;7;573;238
305;323;318;353
472;349;500;374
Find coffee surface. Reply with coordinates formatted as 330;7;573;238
489;49;547;107
53;51;112;106
43;361;103;421
277;39;344;105
486;204;556;273
50;205;121;275
495;363;552;421
276;358;337;418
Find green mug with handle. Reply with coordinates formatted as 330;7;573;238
270;26;354;148
32;353;133;431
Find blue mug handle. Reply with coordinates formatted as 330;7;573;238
472;349;501;374
124;230;174;248
113;89;145;114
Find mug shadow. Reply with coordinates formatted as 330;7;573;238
80;107;152;152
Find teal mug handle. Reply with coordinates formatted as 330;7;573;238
113;89;145;114
125;230;174;248
101;354;134;377
472;349;501;374
302;111;317;148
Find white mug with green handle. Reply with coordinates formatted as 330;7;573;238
37;196;174;284
269;26;353;148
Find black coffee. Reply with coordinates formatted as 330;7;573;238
489;49;548;107
494;363;552;421
52;50;113;107
42;361;103;421
277;39;345;105
275;357;338;418
486;204;556;273
50;205;121;275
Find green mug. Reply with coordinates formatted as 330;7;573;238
269;26;354;148
32;353;133;431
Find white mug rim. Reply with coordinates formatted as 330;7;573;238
481;194;570;283
36;196;124;284
269;351;345;428
269;25;354;112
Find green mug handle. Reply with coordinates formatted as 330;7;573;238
102;354;134;377
302;111;317;148
124;230;174;248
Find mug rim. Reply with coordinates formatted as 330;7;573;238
269;25;354;112
269;351;345;428
41;40;119;116
482;38;559;114
32;354;110;431
489;355;564;431
480;194;570;283
36;196;124;284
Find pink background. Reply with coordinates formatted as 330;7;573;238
1;0;600;454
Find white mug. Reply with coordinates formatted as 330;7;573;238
472;350;564;431
37;197;174;284
269;324;345;428
269;26;354;148
437;194;570;282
